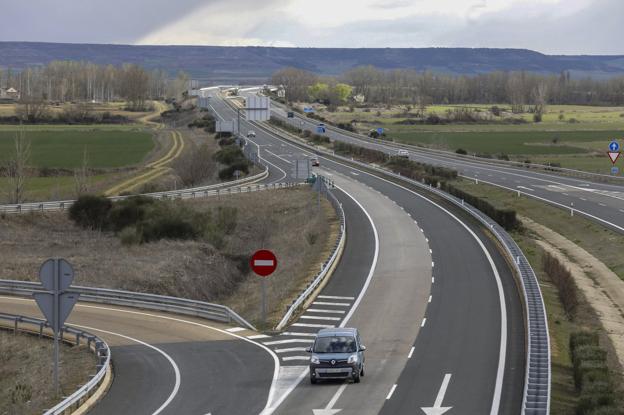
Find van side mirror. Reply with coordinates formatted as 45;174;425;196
359;345;366;352
306;347;312;353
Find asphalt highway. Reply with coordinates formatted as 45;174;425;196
271;102;624;234
210;95;526;414
0;296;276;415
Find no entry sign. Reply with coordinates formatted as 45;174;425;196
250;250;277;277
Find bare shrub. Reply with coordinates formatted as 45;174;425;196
543;251;579;318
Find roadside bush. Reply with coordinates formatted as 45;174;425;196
107;196;155;232
455;148;468;155
218;137;236;147
119;226;141;246
310;133;330;145
440;183;520;231
214;145;247;165
336;122;355;132
142;216;199;242
333;141;389;164
69;195;112;230
543;252;579;318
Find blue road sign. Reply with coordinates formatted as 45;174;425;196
303;107;315;113
612;166;620;175
609;141;620;152
377;127;384;136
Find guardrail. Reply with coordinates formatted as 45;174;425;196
259;119;551;414
275;176;346;330
0;157;270;214
0;280;257;331
0;312;110;415
272;100;624;184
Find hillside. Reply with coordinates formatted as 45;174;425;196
1;42;624;83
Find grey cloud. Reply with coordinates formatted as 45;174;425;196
0;0;211;43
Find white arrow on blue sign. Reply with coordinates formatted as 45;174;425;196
609;141;620;152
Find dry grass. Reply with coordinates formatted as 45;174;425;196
0;186;338;327
0;330;95;415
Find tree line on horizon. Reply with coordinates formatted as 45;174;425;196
0;61;190;110
272;66;624;108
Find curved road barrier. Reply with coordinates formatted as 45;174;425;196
0;312;110;415
0;280;256;331
0;167;273;214
275;175;346;330
258;120;551;414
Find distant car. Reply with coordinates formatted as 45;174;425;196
307;327;366;384
247;130;256;138
397;149;409;158
311;158;320;167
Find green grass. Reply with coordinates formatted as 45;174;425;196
0;124;143;131
0;174;116;202
0;129;154;169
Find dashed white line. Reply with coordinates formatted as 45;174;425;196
282;356;310;361
282;332;318;337
275;347;309;354
428;295;432;303
226;327;246;333
247;334;270;340
408;347;415;359
307;309;346;314
421;318;427;327
432;276;435;284
386;384;398;400
300;315;341;321
292;323;335;328
317;295;355;300
599;203;607;207
432;261;435;268
312;301;350;307
263;339;314;345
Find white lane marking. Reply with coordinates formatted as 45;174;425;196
331;167;508;415
300;315;341;321
246;137;288;184
432;277;435;283
282;332;318;337
292;323;335;328
432;261;435;268
428;295;432;303
335;185;380;328
547;185;566;191
599;203;607;207
408;347;415;359
319;383;348;412
426;238;429;242
226;327;246;333
282;356;310;361
429;249;433;254
350;171;359;176
562;193;569;196
580;197;588;201
421;374;453;413
248;334;270;340
312;301;350;307
307;308;346;314
421;318;427;328
620;209;624;213
472;177;624;233
263;339;314;346
386;384;398;400
73;323;180;415
517;185;534;192
265;149;293;165
317;295;355;300
275;347;308;354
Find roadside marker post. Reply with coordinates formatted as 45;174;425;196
33;258;79;397
250;250;278;326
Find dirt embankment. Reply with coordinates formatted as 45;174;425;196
0;186;338;326
522;216;624;374
0;330;95;415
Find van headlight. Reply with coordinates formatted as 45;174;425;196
348;354;358;364
310;355;320;364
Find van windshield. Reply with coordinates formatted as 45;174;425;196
313;336;357;353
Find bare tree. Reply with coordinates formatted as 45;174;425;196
173;143;217;187
3;130;31;204
15;96;49;122
73;146;90;197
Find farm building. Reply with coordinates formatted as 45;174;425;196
0;87;20;101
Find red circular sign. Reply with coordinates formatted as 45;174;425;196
250;250;278;277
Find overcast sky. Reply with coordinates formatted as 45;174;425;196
2;0;622;54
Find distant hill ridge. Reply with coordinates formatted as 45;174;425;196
1;41;623;83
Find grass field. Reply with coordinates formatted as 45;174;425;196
0;101;154;121
0;130;154;169
300;102;624;172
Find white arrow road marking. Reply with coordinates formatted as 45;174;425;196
313;383;347;415
421;374;452;415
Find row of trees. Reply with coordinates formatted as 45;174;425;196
0;62;191;109
271;66;624;106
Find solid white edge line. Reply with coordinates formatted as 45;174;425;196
261;183;380;414
246;137;288;184
322;164;507;415
72;323;180;415
386;384;398;400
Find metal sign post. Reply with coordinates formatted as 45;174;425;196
250;250;278;327
33;258;79;397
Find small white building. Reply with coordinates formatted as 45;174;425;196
0;87;20;101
